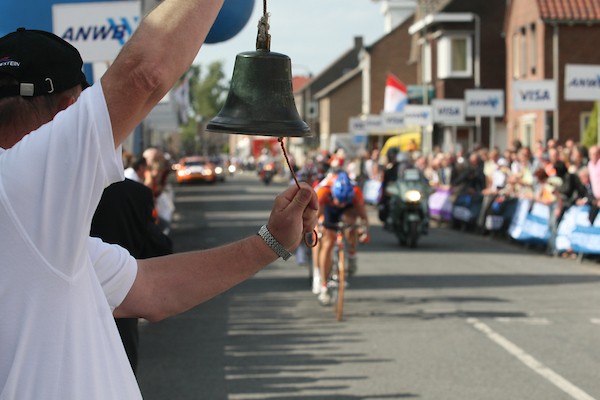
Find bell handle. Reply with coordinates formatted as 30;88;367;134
256;14;271;51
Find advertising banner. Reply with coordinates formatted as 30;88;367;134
512;80;557;111
565;64;600;101
465;89;504;117
349;117;367;134
53;1;141;62
0;0;124;37
403;105;433;127
349;115;385;134
381;112;405;130
432;99;465;124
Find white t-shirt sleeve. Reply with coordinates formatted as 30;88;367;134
0;83;124;276
87;236;138;309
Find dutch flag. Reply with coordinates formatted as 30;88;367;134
384;73;408;113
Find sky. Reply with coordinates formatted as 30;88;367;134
195;0;388;78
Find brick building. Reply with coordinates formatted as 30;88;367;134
409;0;507;152
505;0;600;147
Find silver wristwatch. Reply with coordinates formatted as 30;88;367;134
257;225;292;261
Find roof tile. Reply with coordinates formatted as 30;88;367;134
292;76;311;92
537;0;600;21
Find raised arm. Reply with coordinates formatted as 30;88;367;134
101;0;224;146
114;183;319;321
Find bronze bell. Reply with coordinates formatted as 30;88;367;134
206;15;311;137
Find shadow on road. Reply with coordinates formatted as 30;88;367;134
242;273;600;292
138;277;421;399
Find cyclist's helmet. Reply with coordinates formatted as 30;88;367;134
331;172;355;204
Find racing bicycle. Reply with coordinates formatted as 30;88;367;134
327;222;365;322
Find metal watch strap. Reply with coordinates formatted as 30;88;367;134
257;224;292;261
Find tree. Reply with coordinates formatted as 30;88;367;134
583;101;598;148
178;61;229;155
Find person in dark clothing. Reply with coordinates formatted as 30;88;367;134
554;161;587;222
90;178;173;374
453;152;486;195
450;152;486;229
575;167;600;224
378;148;397;223
378;148;404;226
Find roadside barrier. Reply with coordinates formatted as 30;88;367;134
556;205;600;254
428;190;600;257
507;200;551;245
428;187;453;222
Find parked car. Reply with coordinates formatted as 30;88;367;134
173;156;217;184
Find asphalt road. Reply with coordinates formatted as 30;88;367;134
137;172;600;400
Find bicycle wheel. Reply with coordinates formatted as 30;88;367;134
325;249;339;304
335;247;345;321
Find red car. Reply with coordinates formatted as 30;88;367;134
174;156;217;184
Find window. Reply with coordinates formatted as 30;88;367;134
529;23;537;75
520;27;527;78
437;34;472;79
451;38;468;72
512;33;520;78
520;114;536;147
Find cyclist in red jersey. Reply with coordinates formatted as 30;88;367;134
312;171;369;305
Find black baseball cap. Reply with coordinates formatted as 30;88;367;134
0;27;90;99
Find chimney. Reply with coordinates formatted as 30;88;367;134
354;36;364;50
377;0;417;33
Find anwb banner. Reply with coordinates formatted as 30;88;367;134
509;200;551;244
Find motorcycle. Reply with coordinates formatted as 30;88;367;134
384;167;430;248
258;162;276;185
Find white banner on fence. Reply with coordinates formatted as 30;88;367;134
564;64;600;101
465;89;504;117
349;115;386;134
403;105;432;126
432;99;465;124
382;112;405;130
513;80;557;111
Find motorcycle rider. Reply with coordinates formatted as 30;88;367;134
378;148;413;229
312;171;369;305
380;150;430;235
257;148;277;184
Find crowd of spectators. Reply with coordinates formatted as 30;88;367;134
302;138;600;257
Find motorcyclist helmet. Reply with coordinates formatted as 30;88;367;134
386;147;399;164
332;172;355;204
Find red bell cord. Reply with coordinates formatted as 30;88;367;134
278;137;318;248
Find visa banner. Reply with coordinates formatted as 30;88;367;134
432;99;465;124
512;80;557;111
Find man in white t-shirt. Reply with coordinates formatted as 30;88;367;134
0;2;318;399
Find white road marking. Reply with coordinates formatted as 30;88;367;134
467;318;596;400
495;317;550;325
